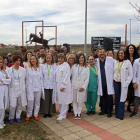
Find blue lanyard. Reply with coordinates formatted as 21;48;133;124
78;65;84;77
12;67;19;79
0;70;8;78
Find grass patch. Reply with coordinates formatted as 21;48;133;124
0;111;54;140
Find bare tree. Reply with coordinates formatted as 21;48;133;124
129;2;140;21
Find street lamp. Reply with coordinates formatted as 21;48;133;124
129;19;131;44
84;0;87;57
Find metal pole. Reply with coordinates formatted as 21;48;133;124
25;29;27;48
84;0;87;57
130;19;131;44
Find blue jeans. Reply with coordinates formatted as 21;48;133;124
114;82;125;119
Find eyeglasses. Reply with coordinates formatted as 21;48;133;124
89;59;94;60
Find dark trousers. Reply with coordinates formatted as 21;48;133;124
102;85;113;112
40;89;56;114
114;82;125;119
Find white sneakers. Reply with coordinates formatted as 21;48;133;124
0;125;4;129
57;116;65;121
0;123;6;129
2;123;6;127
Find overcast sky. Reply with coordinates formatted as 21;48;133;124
0;0;140;46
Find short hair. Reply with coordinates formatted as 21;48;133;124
106;50;114;56
43;53;55;64
28;55;40;68
116;49;127;60
67;54;76;66
57;53;66;61
39;47;46;51
12;55;22;63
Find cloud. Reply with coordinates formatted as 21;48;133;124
0;0;140;46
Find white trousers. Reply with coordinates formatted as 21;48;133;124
58;104;67;118
9;96;22;119
0;96;5;124
73;89;83;115
27;91;41;117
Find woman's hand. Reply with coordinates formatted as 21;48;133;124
6;77;10;79
79;88;84;92
0;79;2;82
60;87;64;92
133;83;138;89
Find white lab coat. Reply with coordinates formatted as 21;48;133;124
71;64;89;103
114;60;133;102
133;58;140;97
0;70;11;110
97;57;115;96
7;66;27;107
26;66;45;101
41;63;56;104
55;62;72;105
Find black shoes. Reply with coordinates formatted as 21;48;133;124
127;105;132;113
86;111;95;115
130;111;138;117
107;112;112;118
43;114;48;118
99;111;108;115
90;111;95;115
43;113;52;118
86;111;91;115
48;113;52;118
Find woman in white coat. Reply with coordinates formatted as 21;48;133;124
23;51;32;68
7;55;27;124
40;53;56;118
71;54;89;119
55;53;72;121
25;55;44;121
0;56;11;129
113;49;133;120
130;58;140;117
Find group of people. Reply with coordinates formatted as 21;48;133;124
0;44;140;130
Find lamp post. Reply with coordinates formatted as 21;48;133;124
84;0;87;57
129;19;131;44
25;29;27;48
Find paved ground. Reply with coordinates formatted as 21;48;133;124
39;103;140;140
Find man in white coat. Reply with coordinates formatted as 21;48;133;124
97;48;114;117
130;58;140;117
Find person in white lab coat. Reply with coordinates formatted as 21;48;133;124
55;53;72;121
67;54;76;113
114;49;133;120
130;58;140;117
71;54;89;119
97;48;114;117
7;55;27;124
40;53;56;118
0;56;11;129
25;55;44;121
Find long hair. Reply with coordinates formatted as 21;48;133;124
125;44;139;60
28;55;40;68
24;51;32;62
116;49;127;60
42;53;55;64
0;56;6;72
67;54;76;67
76;53;87;67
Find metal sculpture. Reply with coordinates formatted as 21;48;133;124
25;32;56;49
